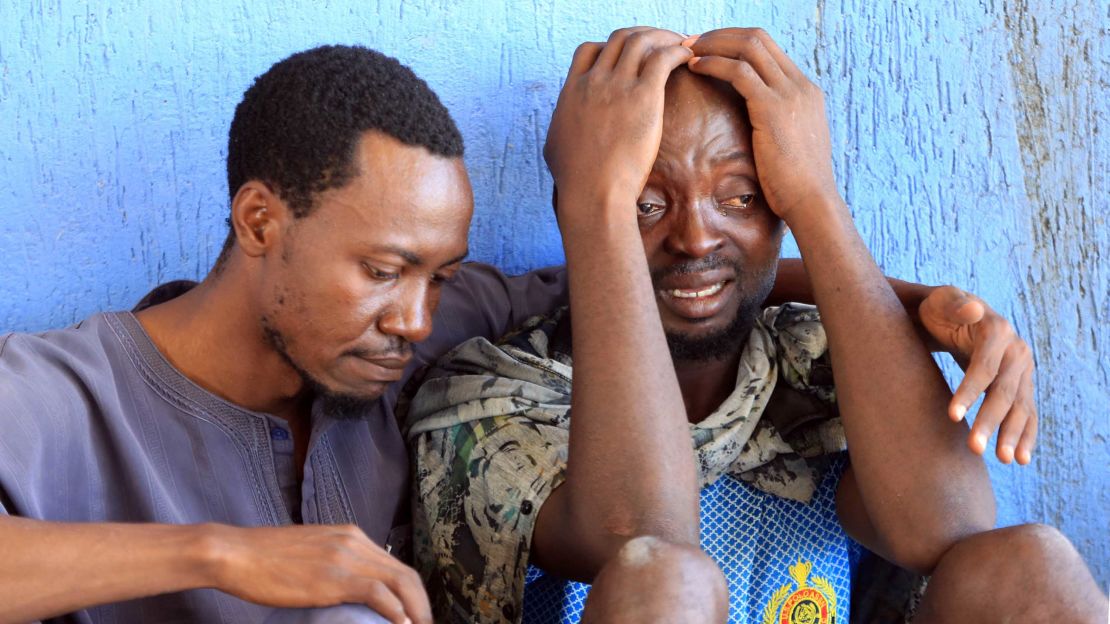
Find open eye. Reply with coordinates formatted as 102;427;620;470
718;194;757;211
637;202;665;217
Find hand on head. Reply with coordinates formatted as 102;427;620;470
543;27;692;228
683;27;840;224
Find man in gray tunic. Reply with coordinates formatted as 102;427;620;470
0;45;572;624
0;42;1051;624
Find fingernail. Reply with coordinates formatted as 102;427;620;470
1000;445;1014;463
973;432;988;452
952;404;967;421
688;56;701;65
682;34;700;47
1017;449;1031;465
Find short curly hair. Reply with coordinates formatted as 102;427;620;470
217;45;464;264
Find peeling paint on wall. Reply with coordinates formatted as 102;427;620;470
1;0;1107;584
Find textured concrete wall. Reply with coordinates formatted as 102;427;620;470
1;0;1106;584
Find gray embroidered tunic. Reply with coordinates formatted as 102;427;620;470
0;262;566;624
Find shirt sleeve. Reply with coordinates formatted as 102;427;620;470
414;263;567;370
411;413;568;624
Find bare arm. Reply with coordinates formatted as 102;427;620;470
0;515;212;624
528;29;700;582
690;28;995;573
0;516;430;624
771;258;1040;466
768;257;932;313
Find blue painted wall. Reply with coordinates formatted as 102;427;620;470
1;0;1106;585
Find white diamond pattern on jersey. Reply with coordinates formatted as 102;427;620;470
521;459;854;624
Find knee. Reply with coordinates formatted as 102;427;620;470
963;523;1082;571
919;524;1106;624
997;523;1078;559
583;536;728;624
615;535;725;588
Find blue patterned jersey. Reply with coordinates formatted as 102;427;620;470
522;461;853;624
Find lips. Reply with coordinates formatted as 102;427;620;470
655;272;735;321
347;354;411;382
665;281;727;299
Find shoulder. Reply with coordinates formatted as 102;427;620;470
404;308;572;436
0;313;125;422
418;263;568;365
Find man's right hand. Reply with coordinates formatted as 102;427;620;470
543;27;692;227
209;523;430;624
0;516;429;624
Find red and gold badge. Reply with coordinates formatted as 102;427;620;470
762;561;838;624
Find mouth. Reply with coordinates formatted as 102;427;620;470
347;354;411;382
656;277;734;321
662;281;727;299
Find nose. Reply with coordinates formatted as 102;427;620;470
663;198;725;259
378;283;435;345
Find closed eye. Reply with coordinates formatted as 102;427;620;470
362;262;399;281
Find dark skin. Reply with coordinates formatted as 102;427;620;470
638;70;784;423
649;62;994;572
573;29;1103;622
0;35;1048;624
530;26;1013;589
0;130;471;624
683;28;995;570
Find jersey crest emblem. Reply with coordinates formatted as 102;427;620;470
762;560;838;624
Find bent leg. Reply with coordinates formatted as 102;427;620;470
914;523;1107;624
580;536;728;624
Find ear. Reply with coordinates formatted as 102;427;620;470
228;181;291;257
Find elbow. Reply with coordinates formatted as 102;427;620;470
593;511;699;560
886;498;996;575
569;511;700;581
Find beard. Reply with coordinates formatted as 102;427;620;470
260;319;382;421
653;253;777;363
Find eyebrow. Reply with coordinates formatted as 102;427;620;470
375;245;469;269
710;150;754;167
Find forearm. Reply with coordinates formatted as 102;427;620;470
553;194;699;571
768;259;935;328
792;199;994;571
0;515;216;623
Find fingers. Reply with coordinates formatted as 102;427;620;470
567;42;604;79
594;26;654;71
949;316;1010;421
698;27;805;79
613;28;685;78
925;285;985;326
360;580;409;624
967;341;1029;458
383;564;433;624
641;43;695;89
328;525;431;624
686;55;772;100
1015;405;1038;465
688;29;791;88
994;366;1037;464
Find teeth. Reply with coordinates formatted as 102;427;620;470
667;281;724;299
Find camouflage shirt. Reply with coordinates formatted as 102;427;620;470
402;303;848;623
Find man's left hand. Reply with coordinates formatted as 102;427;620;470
919;286;1037;465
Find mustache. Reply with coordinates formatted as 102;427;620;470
344;339;412;360
650;254;739;283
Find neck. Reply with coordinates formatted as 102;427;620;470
674;350;742;424
134;265;310;426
